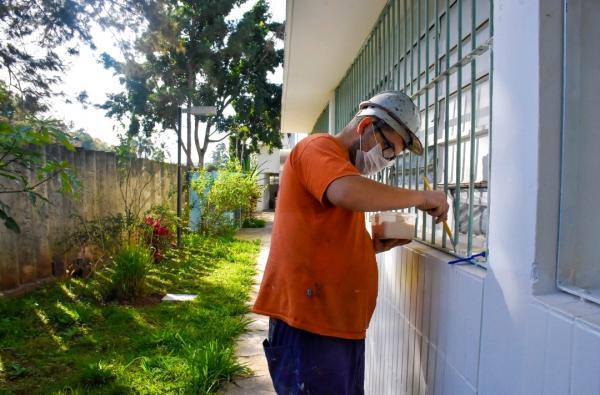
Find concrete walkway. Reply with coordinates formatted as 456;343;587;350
223;212;275;394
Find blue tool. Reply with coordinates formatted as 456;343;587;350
448;251;487;265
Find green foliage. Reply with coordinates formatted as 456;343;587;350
65;214;129;261
0;0;144;112
108;245;152;301
192;159;262;235
101;0;283;168
210;142;229;168
114;134;168;242
0;234;259;393
186;340;249;394
242;217;266;228
68;130;113;152
79;362;117;388
0;83;78;233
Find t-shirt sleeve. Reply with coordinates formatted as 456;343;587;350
292;137;360;205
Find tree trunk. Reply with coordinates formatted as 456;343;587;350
194;117;203;169
197;120;212;169
186;69;194;167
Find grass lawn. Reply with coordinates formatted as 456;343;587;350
0;234;259;394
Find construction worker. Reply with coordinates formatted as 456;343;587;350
253;91;449;395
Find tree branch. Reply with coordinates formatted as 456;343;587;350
208;133;232;143
0;170;61;194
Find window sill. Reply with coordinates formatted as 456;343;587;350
534;292;600;332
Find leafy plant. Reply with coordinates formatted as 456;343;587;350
79;361;117;388
0;83;78;233
192;159;262;235
186;340;248;394
63;214;128;266
242;217;265;228
143;216;171;262
108;245;152;301
7;362;29;380
114;134;165;243
101;0;283;169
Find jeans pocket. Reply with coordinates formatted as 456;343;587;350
263;339;296;394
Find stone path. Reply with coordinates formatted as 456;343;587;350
222;212;275;395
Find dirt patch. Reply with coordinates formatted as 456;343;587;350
119;293;164;306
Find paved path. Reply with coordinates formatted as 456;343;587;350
223;212;275;394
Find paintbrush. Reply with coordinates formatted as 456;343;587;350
422;175;456;251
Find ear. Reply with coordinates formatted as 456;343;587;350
356;116;374;136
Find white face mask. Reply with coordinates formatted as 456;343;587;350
354;127;392;175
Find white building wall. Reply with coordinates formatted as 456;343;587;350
365;0;600;394
255;147;280;212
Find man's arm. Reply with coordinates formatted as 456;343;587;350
325;175;448;222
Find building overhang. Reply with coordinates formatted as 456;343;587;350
281;0;387;134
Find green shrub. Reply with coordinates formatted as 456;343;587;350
186;340;248;394
79;361;116;388
242;217;266;228
192;159;262;235
108;245;152;301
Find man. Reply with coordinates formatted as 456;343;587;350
252;91;449;394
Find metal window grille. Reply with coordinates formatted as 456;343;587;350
312;105;329;133
332;0;493;261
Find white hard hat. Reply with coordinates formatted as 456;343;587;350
356;90;423;155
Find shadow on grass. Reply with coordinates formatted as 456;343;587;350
0;234;259;394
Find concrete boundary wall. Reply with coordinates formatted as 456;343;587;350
0;145;180;294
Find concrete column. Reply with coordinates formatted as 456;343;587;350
478;0;541;393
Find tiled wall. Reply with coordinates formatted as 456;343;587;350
365;244;485;394
522;295;600;395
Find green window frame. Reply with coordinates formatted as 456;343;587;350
331;0;493;262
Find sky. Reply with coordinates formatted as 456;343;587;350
48;0;285;164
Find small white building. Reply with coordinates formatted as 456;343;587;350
254;133;306;212
282;0;600;393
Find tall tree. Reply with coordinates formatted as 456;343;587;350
225;0;283;165
0;0;146;113
101;0;283;169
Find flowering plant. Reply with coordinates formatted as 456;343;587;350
144;216;171;261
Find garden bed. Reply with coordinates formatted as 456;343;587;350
0;234;259;394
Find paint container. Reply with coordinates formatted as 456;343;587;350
370;212;417;240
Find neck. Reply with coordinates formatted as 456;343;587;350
333;127;359;164
333;127;357;151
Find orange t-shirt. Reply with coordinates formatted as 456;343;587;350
252;134;378;340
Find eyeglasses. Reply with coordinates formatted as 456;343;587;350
372;121;397;161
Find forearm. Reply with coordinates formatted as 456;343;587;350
326;175;425;212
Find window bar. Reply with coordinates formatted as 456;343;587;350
378;19;383;89
391;3;395;82
442;0;451;249
394;0;400;91
370;34;374;96
385;6;390;84
466;0;477;256
422;0;430;240
485;0;493;256
454;0;463;251
375;21;379;91
358;50;362;103
401;0;408;194
432;0;440;244
384;9;388;86
409;0;414;95
408;0;415;196
392;0;397;86
415;0;422;227
404;0;408;93
351;63;355;119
